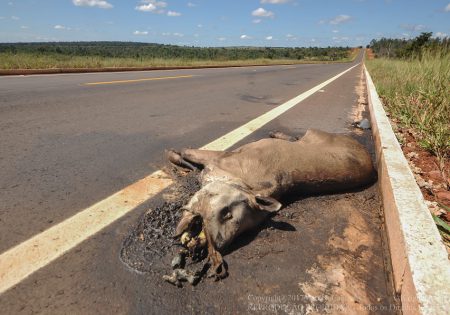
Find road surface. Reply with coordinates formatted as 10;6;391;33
0;51;398;314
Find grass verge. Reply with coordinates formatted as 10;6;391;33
366;51;450;248
0;50;357;70
366;51;449;166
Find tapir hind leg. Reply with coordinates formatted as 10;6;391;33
268;131;298;142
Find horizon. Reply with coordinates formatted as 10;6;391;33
0;40;356;49
0;0;449;48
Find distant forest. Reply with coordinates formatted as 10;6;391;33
369;32;449;59
0;42;351;61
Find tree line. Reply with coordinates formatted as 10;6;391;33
369;32;449;59
0;42;351;61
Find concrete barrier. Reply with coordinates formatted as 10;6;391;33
365;66;450;314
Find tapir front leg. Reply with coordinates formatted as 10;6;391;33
166;148;225;171
181;149;226;166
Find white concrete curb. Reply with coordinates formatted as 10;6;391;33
364;66;450;314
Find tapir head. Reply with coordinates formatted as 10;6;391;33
175;181;282;250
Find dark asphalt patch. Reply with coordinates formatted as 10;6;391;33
120;168;201;275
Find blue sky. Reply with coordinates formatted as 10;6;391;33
1;0;449;47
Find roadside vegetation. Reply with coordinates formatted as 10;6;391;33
0;42;356;70
366;33;450;245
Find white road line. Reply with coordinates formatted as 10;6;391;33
0;62;360;295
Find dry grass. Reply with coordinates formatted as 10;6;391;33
367;50;450;245
366;50;450;166
0;50;357;70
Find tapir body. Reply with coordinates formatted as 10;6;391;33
168;129;376;251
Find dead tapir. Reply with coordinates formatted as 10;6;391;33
167;129;376;261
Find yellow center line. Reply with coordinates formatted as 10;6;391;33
83;74;195;86
0;62;360;295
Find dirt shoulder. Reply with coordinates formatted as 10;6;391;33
391;120;450;251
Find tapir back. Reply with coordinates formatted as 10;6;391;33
207;130;376;197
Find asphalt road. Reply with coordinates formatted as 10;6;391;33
0;51;398;314
0;56;361;252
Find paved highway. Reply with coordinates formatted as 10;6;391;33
0;51;397;313
0;57;360;252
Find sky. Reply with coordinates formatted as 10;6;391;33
0;0;449;47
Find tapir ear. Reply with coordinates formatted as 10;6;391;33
254;195;282;212
174;211;198;237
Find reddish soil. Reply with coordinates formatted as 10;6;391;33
366;49;375;60
394;124;450;224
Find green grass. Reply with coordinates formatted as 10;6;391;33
366;50;450;165
0;50;357;70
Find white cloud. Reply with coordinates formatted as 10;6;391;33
167;11;181;17
252;7;274;18
20;25;28;29
137;3;156;11
54;25;71;30
54;25;73;31
329;14;351;25
34;35;58;41
400;24;426;32
217;37;226;41
197;24;203;28
445;3;450;12
133;30;148;35
253;19;262;24
435;32;448;38
332;29;339;33
265;36;273;40
161;32;184;37
286;34;296;40
333;36;350;43
187;2;196;7
72;0;113;9
135;0;167;13
11;16;20;20
261;0;290;3
240;34;252;39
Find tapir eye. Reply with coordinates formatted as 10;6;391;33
220;207;233;221
223;212;232;220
